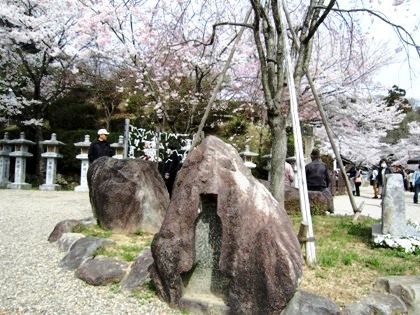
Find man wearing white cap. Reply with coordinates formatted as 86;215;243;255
88;128;114;163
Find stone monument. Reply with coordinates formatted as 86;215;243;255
372;174;420;241
150;136;303;315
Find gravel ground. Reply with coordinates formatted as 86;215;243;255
0;189;180;315
2;186;418;314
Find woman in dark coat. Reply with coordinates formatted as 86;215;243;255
163;142;180;197
376;158;392;198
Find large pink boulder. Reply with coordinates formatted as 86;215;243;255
150;136;303;314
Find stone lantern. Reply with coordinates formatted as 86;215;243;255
7;132;35;190
239;145;258;169
111;135;124;159
0;132;12;188
74;135;91;192
39;133;64;191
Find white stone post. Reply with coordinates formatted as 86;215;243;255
74;135;91;192
0;132;12;188
111;135;124;159
39;133;64;191
7;132;35;190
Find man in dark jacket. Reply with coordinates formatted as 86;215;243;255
305;148;334;213
88;129;114;163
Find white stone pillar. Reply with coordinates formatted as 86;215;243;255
74;135;91;192
0;132;12;188
7;132;35;190
39;133;64;191
111;135;124;159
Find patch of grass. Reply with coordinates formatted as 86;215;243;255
134;229;145;236
110;283;121;294
293;214;420;307
314;271;327;279
80;215;420;310
118;243;143;262
75;225;154;263
72;224;113;238
129;281;157;303
92;238;152;262
318;247;341;267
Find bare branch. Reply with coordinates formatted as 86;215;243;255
315;5;420;58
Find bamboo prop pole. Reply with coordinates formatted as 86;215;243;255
281;0;361;219
279;0;316;265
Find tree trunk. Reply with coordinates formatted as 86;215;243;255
268;113;288;208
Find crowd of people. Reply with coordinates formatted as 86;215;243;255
301;151;420;208
350;158;420;204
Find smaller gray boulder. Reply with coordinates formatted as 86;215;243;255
57;233;85;252
280;291;341;315
48;217;96;242
48;219;83;242
342;292;407;315
75;256;128;286
59;236;115;270
121;248;154;293
374;276;420;314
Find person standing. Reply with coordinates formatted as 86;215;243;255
412;165;420;204
347;164;357;196
88;129;114;163
284;161;295;186
376;158;392;199
305;148;334;214
407;171;414;192
354;167;362;197
371;167;379;199
164;142;180;198
394;165;406;190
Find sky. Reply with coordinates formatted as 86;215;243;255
358;0;420;101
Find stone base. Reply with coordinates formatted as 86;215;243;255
179;294;229;315
7;182;32;190
39;184;61;191
74;185;89;192
0;181;10;189
372;222;420;239
372;223;382;239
